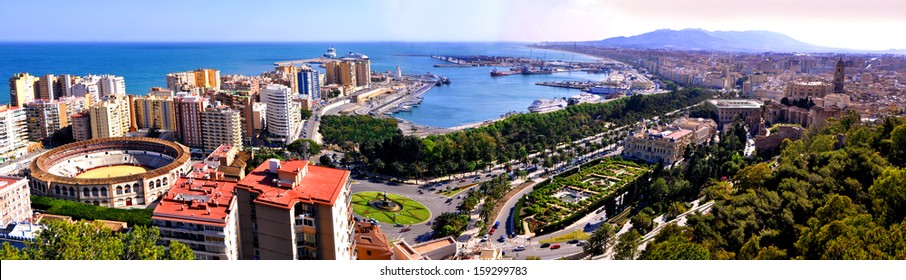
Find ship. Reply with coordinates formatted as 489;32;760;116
490;68;511;77
527;98;568;113
322;47;337;58
567;93;602;105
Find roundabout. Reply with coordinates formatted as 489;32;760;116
351;191;431;224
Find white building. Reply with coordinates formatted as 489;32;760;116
152;177;239;260
262;84;302;144
0;106;29;161
98;74;126;97
0;176;32;226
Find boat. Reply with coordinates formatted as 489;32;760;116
527;98;568;113
567;93;602;105
322;47;337;58
490;68;511;77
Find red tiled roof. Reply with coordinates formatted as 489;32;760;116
236;159;349;209
0;176;25;191
152;177;236;227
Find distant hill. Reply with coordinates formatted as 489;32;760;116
587;29;840;53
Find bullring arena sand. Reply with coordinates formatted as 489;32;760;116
75;165;149;179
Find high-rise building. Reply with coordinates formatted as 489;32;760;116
88;101;124;139
9;73;39;107
166;72;195;92
262;84;301;144
70;75;101;101
194;68;221;90
24;99;72;141
235;159;354;260
274;65;300;94
57;74;74;98
0;106;28;160
0;176;32;226
212;91;259;145
201;105;242;152
71;112;91;141
98;74;126;97
152;177;239;260
324;60;357;87
354;59;371;87
176;94;208;148
39;74;56;101
298;67;322;100
133;94;178;132
100;94;132;134
166;69;220;92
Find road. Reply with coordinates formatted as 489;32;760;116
474;146;623;260
349;168;508;243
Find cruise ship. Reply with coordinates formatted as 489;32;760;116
322;47;337;58
527;98;568;113
567;93;602;105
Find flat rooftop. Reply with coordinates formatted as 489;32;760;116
237;160;349;209
707;99;763;109
153;177;237;227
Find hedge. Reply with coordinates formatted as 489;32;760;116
31;196;153;227
513;195;526;235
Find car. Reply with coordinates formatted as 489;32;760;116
550;244;561;250
429;188;437;191
513;246;526;251
394;223;403;227
493;221;500;229
486;174;493;177
567;239;579;244
540;243;550;248
498;235;506;242
445;198;453;203
459;179;466;183
577;240;587;246
480;235;488;242
489;228;496;235
400;227;412;233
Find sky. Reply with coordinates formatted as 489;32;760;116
1;0;904;50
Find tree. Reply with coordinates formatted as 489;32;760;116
584;223;616;256
890;123;906;166
166;240;196;260
122;225;165;260
1;220;195;260
431;212;470;238
0;243;26;260
614;229;642;260
319;154;335;168
287;139;321;159
641;225;711;260
869;167;906;226
300;108;313;120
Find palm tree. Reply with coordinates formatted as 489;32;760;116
584;223;616;257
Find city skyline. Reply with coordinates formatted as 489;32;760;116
0;0;903;51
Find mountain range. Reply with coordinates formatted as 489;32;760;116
583;29;906;54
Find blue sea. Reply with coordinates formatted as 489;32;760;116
0;42;607;128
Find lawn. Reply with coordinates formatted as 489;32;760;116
351;191;431;224
538;229;591;244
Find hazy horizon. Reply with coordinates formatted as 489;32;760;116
1;0;903;50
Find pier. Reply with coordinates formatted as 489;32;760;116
274;57;335;66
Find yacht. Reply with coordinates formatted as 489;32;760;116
527;98;568;113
